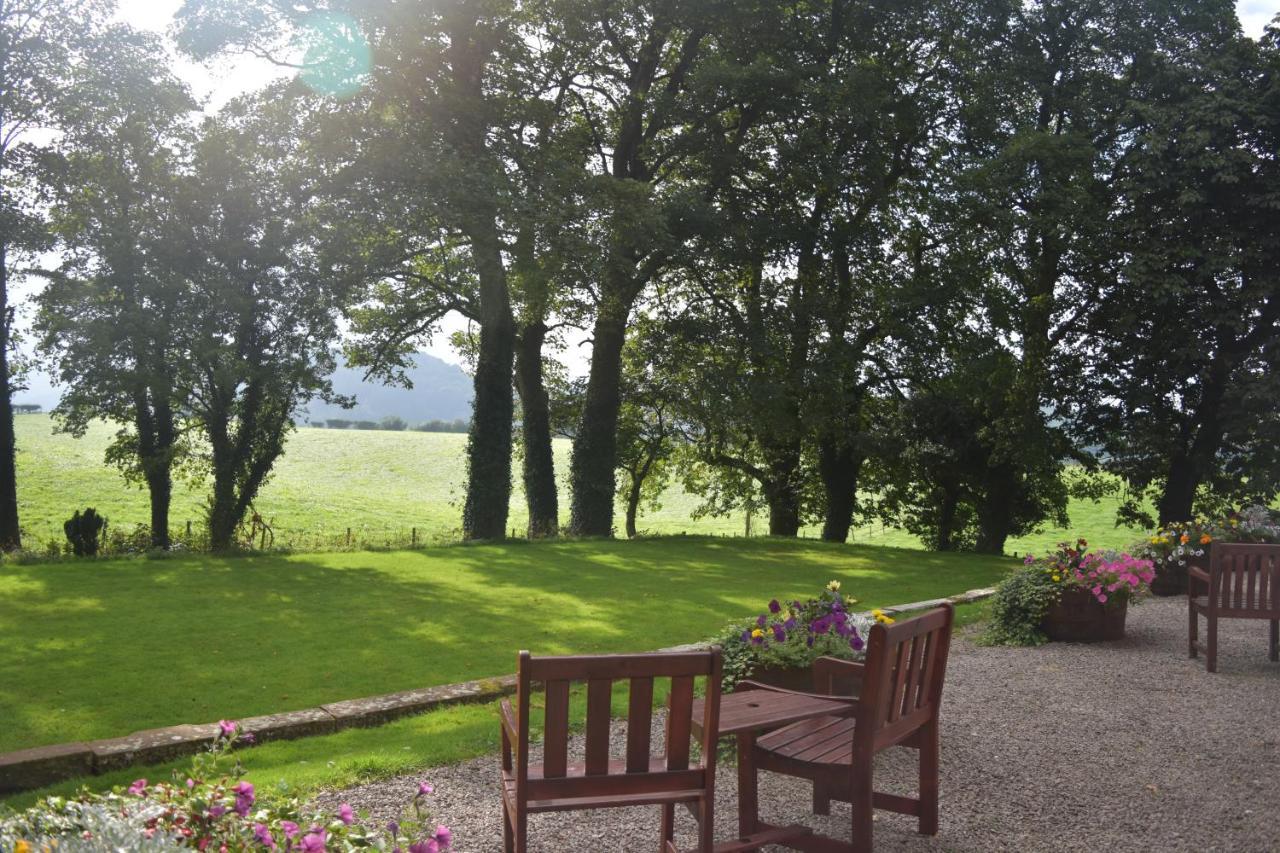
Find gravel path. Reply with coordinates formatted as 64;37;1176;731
318;598;1280;852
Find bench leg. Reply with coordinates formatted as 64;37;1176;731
1188;601;1198;658
1207;615;1218;673
502;798;516;853
1270;620;1279;662
849;759;874;853
738;734;759;839
918;721;940;836
698;796;714;853
812;780;831;816
660;803;675;853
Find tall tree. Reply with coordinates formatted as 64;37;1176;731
0;0;113;548
179;95;349;551
38;27;196;550
1081;20;1279;525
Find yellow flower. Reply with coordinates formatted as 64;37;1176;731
844;596;858;606
1051;574;1061;582
877;614;896;625
750;628;765;640
1230;519;1239;527
1200;534;1212;544
16;842;31;853
872;608;883;617
827;580;841;592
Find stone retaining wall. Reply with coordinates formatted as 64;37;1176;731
0;587;993;795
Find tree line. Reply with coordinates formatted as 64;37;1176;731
1;0;1277;554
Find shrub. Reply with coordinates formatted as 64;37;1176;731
354;420;379;430
379;416;408;431
326;419;352;430
0;721;453;852
706;581;889;692
64;508;108;557
983;539;1154;646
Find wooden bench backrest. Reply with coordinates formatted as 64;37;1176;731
855;604;954;753
513;649;722;801
1208;543;1280;613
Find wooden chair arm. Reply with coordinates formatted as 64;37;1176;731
499;699;519;748
734;679;857;705
1188;566;1211;589
813;657;865;697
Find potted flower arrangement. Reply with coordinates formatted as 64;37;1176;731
707;580;892;692
1138;505;1280;596
984;539;1154;646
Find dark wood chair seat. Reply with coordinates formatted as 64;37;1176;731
1188;544;1280;672
499;649;722;852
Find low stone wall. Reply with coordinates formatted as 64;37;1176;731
0;587;994;795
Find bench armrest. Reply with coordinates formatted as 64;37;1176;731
1188;566;1211;589
734;679;857;705
813;657;865;697
499;699;520;748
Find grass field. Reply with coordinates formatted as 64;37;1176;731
15;414;1144;554
0;537;1011;756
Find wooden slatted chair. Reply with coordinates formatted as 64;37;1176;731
499;648;722;853
740;604;954;852
1188;543;1280;672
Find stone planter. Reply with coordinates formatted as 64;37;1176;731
1040;587;1128;642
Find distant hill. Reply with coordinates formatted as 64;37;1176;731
14;352;475;426
305;353;474;425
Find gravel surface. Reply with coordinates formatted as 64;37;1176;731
318;597;1280;852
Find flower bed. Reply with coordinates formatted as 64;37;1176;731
707;581;892;692
983;540;1154;646
1136;505;1280;595
0;722;453;852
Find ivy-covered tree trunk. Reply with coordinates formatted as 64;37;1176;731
569;307;627;536
462;232;515;541
818;436;862;542
975;467;1016;554
0;246;19;550
764;469;802;537
135;391;177;550
624;473;643;539
515;319;557;537
936;487;960;552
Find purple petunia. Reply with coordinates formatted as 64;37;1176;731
771;624;786;643
417;781;434;796
281;821;301;840
768;599;781;614
434;825;453;848
254;823;276;849
338;803;355;826
300;830;326;853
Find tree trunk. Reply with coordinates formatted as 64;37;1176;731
514;320;557;538
0;244;19;549
569;309;628;537
147;467;172;550
766;482;802;537
818;436;862;543
208;460;239;553
936;487;959;552
625;473;642;539
975;469;1015;555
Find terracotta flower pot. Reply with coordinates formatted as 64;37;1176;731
1040;586;1128;642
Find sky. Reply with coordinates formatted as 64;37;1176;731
22;0;1280;393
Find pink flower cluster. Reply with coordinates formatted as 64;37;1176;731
1071;553;1156;604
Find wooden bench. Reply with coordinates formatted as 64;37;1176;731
499;648;722;852
1188;543;1280;672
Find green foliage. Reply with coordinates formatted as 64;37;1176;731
981;563;1061;647
63;508;107;557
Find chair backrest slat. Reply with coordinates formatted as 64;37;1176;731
856;605;954;750
584;678;613;776
626;676;654;772
665;675;695;770
542;679;571;779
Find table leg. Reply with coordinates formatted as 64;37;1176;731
736;732;758;839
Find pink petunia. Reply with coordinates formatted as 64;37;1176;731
337;803;354;826
127;779;147;796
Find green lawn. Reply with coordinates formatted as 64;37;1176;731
15;414;1142;553
0;537;1011;759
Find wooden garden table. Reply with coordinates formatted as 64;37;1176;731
689;687;857;852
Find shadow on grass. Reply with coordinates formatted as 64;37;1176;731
0;536;1015;755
